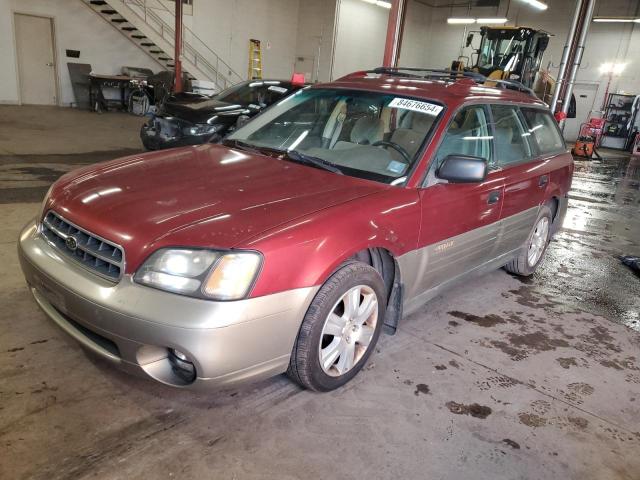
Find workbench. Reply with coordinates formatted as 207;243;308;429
88;73;142;112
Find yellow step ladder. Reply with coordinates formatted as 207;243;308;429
248;39;263;80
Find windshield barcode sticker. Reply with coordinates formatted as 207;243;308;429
389;98;443;116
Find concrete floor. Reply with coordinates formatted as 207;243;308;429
1;106;639;480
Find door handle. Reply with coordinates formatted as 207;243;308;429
538;175;549;187
487;190;501;204
46;62;54;67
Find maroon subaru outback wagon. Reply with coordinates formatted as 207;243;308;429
18;68;573;391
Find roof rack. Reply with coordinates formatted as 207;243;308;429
368;67;537;97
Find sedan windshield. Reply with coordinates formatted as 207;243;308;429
226;88;443;184
216;80;290;105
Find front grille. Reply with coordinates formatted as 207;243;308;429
41;211;124;281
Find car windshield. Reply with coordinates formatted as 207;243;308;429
225;88;443;184
216;80;290;105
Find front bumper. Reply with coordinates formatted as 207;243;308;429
18;219;318;389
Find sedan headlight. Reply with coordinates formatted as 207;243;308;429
134;248;261;300
183;123;224;136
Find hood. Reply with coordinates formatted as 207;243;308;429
161;97;246;124
47;144;385;273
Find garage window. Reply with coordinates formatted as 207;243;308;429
520;108;566;155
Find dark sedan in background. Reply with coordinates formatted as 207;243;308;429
140;79;304;150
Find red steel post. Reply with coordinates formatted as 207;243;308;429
382;0;407;68
174;0;183;93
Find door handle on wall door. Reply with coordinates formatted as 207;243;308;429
46;62;54;67
539;175;549;187
487;190;501;204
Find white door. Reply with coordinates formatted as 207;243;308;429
14;13;57;105
563;83;599;142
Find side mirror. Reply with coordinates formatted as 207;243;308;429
437;155;487;183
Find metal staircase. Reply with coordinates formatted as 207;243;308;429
81;0;243;90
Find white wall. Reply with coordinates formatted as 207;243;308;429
191;0;301;80
332;0;389;79
0;0;161;106
398;0;432;67
331;0;435;77
155;0;330;82
295;0;337;82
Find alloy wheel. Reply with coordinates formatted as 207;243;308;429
318;285;379;377
527;216;549;267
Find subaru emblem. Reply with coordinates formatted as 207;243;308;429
65;235;78;251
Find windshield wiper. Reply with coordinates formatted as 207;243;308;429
223;139;262;154
224;140;343;174
282;149;343;175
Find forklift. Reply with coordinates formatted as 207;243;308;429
452;26;550;90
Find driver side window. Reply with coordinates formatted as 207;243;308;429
433;105;493;171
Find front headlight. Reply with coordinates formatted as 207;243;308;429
134;248;261;300
183;123;223;136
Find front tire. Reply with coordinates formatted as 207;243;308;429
287;262;386;391
504;205;552;276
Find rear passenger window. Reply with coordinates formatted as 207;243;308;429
521;108;566;154
491;105;533;166
433;105;492;170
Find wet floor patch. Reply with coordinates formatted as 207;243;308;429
518;412;547;428
0;185;51;204
448;311;506;327
0;150;142;204
489;330;570;361
567;417;589;429
502;439;521;449
599;356;639;371
530;155;640;330
556;357;578;369
414;384;430;396
508;331;569;351
445;401;492;419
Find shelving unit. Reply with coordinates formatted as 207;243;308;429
600;93;638;150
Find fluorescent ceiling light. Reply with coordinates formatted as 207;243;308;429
520;0;548;11
447;18;476;24
477;18;508;24
447;18;509;25
593;17;640;23
599;62;627;74
361;0;391;8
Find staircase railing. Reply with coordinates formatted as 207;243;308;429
115;0;244;89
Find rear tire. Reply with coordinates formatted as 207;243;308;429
504;205;552;276
287;262;386;391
